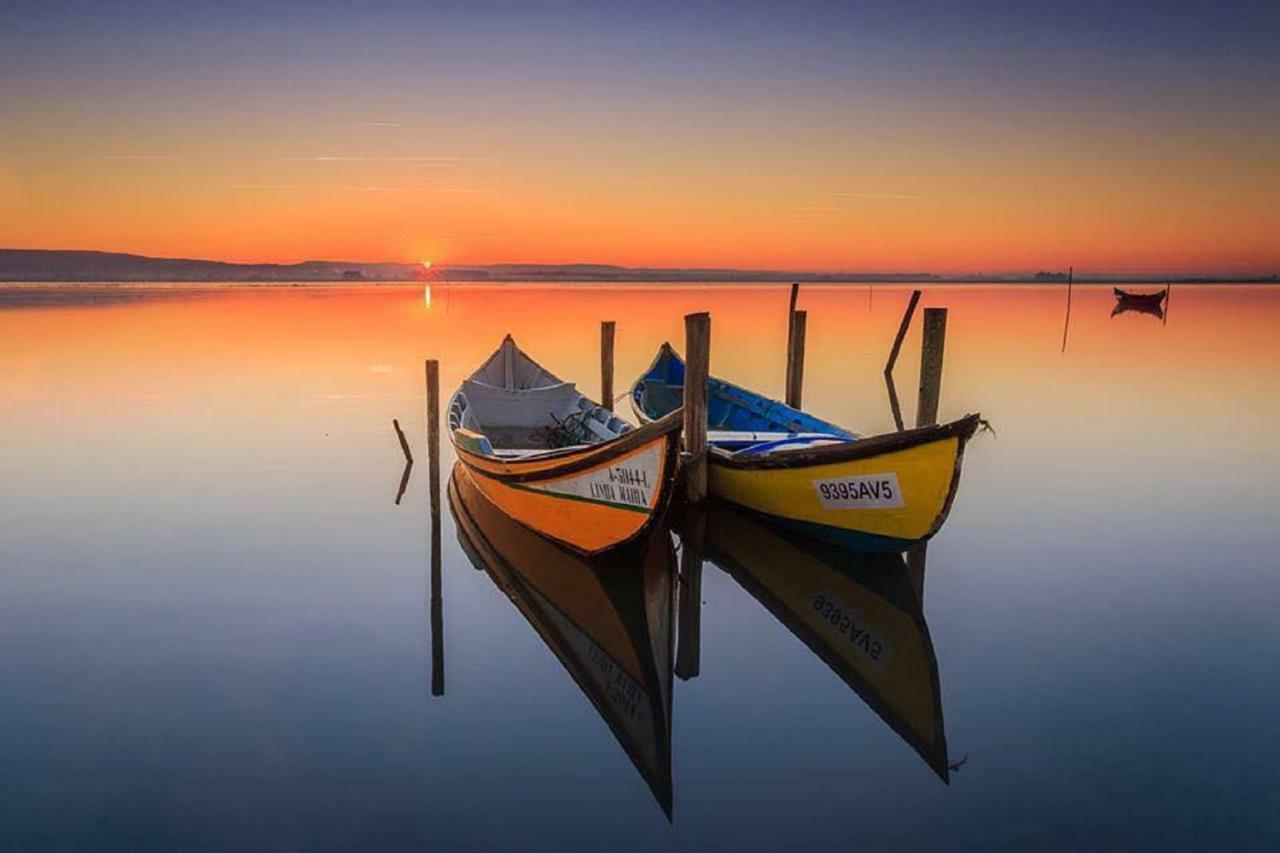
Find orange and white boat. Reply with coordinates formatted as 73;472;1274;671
448;336;682;554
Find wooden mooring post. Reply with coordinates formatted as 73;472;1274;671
600;320;616;411
907;308;947;602
785;309;807;409
684;312;710;504
916;308;947;429
426;360;444;697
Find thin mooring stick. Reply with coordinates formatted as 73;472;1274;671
393;418;413;464
1060;266;1074;353
784;283;800;401
884;289;922;375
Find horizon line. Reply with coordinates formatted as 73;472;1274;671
2;246;1277;280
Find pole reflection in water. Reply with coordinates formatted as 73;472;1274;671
448;464;676;818
675;505;704;681
700;500;951;782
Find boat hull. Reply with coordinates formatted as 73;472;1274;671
707;416;979;552
452;410;682;555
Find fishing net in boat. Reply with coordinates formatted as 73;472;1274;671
547;409;595;447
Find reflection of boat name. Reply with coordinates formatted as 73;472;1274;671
811;592;891;667
813;473;904;509
586;643;648;722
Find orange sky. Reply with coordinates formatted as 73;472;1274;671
1;3;1277;274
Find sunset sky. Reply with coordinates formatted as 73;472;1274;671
1;0;1277;274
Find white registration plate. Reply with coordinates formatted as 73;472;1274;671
813;472;904;509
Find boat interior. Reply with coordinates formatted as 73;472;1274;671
634;347;854;455
450;337;633;453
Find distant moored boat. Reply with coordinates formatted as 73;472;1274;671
1113;286;1167;305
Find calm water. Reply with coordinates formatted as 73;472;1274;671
2;283;1278;851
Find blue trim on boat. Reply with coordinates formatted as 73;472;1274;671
635;347;854;440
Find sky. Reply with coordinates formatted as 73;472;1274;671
1;0;1277;274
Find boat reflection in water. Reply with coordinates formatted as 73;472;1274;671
1111;300;1166;321
1112;287;1168;321
700;500;951;782
448;464;676;816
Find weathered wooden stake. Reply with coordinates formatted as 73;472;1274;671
1060;266;1074;353
426;359;444;697
916;308;947;428
675;506;705;681
785;309;807;409
426;361;441;516
884;289;923;375
1163;282;1172;326
600;320;616;410
906;307;946;599
785;282;800;345
683;312;710;504
884;370;905;433
393;418;413;463
784;283;800;403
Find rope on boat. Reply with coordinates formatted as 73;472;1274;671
680;447;708;466
547;409;595;447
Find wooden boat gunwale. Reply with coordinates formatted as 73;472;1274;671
710;414;980;470
1113;286;1167;303
452;408;683;483
629;342;980;470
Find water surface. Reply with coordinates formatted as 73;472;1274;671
2;283;1278;850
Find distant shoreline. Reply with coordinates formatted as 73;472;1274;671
1;248;1274;285
3;279;1277;288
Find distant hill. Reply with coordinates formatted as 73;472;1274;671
0;249;932;283
1;248;1274;284
0;249;421;282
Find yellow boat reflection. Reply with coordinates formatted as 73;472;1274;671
448;463;676;816
701;500;950;781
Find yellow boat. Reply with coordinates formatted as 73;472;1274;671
700;499;949;781
450;336;682;554
448;464;675;816
632;344;979;552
